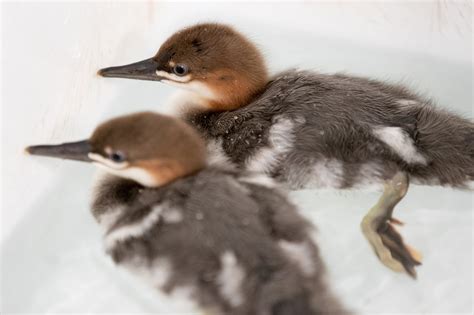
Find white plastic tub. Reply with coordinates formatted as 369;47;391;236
1;2;472;314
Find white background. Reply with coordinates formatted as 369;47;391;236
1;1;472;314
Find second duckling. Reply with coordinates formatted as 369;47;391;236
26;112;348;315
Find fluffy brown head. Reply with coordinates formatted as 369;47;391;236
99;23;268;111
154;23;268;110
88;112;207;187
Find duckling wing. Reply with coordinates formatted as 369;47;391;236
243;70;474;189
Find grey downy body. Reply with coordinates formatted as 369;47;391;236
187;70;474;191
26;112;348;314
93;168;348;315
96;22;473;277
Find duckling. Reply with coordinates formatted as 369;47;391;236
26;112;349;315
98;23;474;278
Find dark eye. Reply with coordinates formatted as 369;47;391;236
109;151;126;163
173;64;189;76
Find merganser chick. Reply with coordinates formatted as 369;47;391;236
98;23;474;278
26;112;349;315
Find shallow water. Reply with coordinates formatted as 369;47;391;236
2;166;472;313
1;2;472;314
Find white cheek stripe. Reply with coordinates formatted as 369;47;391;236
89;153;128;169
105;205;164;250
217;251;245;307
373;126;427;165
155;70;191;83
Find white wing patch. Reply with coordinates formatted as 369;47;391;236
397;99;419;107
97;208;123;230
162;209;184;223
239;173;277;188
373;126;427;165
246;117;295;173
149;258;174;289
104;204;185;249
217;251;246;307
104;205;164;249
306;159;344;189
278;240;316;276
467;181;474;190
123;256;173;289
206;138;234;168
121;256;199;311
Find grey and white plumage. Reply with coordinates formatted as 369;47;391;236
26;111;348;313
92;168;349;315
187;70;473;191
96;23;473;275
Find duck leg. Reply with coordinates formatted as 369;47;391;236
361;171;422;278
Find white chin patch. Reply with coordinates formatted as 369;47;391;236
98;165;158;187
160;90;210;117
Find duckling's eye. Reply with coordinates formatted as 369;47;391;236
173;64;188;76
109;151;126;163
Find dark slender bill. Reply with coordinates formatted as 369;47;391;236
97;58;162;81
25;140;92;162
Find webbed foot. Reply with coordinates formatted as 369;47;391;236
362;215;422;278
361;172;422;278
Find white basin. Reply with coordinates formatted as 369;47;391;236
1;2;472;314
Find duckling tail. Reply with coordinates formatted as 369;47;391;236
257;265;350;315
411;104;474;189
